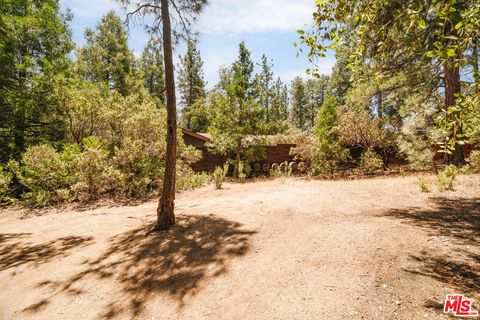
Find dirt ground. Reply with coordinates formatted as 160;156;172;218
0;175;479;320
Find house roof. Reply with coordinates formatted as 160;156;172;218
182;129;297;146
181;128;211;142
197;132;212;140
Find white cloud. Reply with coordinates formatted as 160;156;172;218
61;0;118;18
198;45;238;86
196;0;316;34
62;0;316;34
277;69;310;83
312;57;336;75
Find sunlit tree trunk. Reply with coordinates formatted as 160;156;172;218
156;0;177;230
377;90;383;119
444;59;464;166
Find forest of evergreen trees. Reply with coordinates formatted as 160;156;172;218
1;0;479;207
0;1;331;206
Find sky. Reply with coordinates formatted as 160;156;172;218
60;0;336;88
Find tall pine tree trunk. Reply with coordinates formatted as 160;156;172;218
156;0;177;230
14;58;27;159
377;90;383;119
444;59;465;165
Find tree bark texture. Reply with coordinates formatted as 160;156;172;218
444;60;465;165
156;0;177;230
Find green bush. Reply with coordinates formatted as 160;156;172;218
360;150;384;174
55;188;71;203
70;182;90;203
1;88;207;207
101;167;126;195
75;137;109;200
0;166;13;203
443;164;458;178
269;166;280;178
437;164;457;191
61;143;82;178
212;163;228;189
417;176;430;192
110;139;163;198
459;164;472;175
280;161;292;177
298;162;307;174
470;150;480;173
14;145;70;206
177;170;210;191
310;94;349;175
237;162;247;182
270;162;292;179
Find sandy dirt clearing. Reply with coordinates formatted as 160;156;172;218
0;175;479;319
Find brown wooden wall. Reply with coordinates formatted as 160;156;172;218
264;144;296;164
190;147;227;173
189;143;478;173
189;144;296;173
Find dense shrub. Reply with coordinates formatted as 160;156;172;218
111;139;164;198
12;145;70;206
177;169;211;191
464;90;480;144
2;88;205;207
8;127;202;206
290;111;348;176
76;137;109;199
0;166;13;203
311;95;348;175
397;99;445;171
417;176;430;192
212;164;228;189
289;131;314;163
359;150;384;174
335;106;396;151
470;150;480;173
237;161;249;182
437;165;457;191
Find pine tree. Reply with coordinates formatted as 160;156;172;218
312;94;347;174
255;54;274;123
78;11;137;96
231;42;254;101
290;77;308;130
141;38;165;105
269;77;289;133
328;43;353;105
0;0;73;161
305;76;329;130
120;0;208;231
208;42;267;177
178;41;206;129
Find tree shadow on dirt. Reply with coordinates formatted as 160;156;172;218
408;253;480;293
407;250;480;314
0;232;31;243
382;197;480;245
381;197;480;311
26;214;256;318
0;234;94;271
